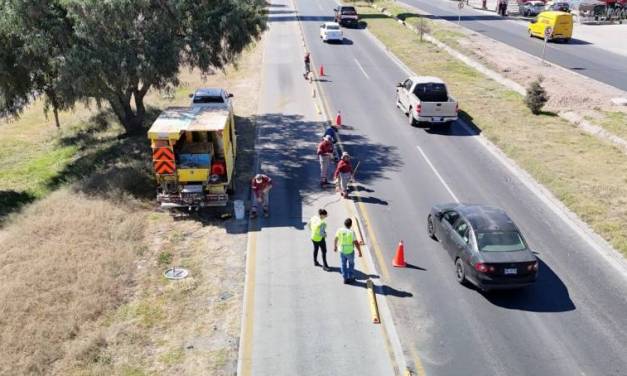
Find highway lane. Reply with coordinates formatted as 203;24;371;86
399;0;627;92
291;0;627;374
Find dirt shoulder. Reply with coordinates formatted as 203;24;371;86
0;35;264;376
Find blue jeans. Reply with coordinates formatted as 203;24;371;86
340;252;355;280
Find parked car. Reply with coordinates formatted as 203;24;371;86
395;76;458;126
189;88;234;112
528;11;573;42
319;22;343;43
427;203;539;291
521;0;547;16
546;1;571;12
334;5;359;27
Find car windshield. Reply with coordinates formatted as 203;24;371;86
327;25;340;30
477;231;527;252
193;95;224;104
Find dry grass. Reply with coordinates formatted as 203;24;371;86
0;189;146;375
0;34;264;375
358;4;627;256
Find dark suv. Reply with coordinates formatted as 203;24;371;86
334;6;359;27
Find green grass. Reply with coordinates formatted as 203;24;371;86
358;4;627;256
595;111;627;141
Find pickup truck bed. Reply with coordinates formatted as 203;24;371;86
396;76;458;126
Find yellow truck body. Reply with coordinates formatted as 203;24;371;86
147;106;236;208
528;11;573;42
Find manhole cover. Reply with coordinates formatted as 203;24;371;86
164;267;189;280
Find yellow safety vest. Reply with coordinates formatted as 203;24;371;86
310;216;325;242
337;228;354;254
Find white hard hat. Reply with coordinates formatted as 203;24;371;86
341;152;350;159
255;174;263;181
324;135;332;141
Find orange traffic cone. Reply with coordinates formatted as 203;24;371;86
335;110;342;127
319;64;325;76
392;241;406;268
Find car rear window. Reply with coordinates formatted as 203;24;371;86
341;7;357;15
413;83;448;102
193;95;224;104
477;231;527;252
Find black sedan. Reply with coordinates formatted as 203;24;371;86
427;203;538;291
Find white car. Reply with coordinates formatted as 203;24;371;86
189;88;233;112
319;22;343;43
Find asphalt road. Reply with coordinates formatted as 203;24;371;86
287;0;627;374
239;1;396;374
398;0;627;92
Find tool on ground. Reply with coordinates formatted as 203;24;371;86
392;241;407;267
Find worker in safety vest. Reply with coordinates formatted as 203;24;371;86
307;209;330;271
334;218;362;284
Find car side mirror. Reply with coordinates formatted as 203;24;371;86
228;93;234;98
396;82;404;88
435;211;443;220
188;93;193;98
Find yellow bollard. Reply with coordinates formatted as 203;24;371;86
366;279;381;324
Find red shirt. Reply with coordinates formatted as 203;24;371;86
317;139;333;156
251;175;272;194
334;160;352;178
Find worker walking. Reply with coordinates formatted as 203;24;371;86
334;152;353;198
317;135;334;186
334;218;363;284
323;124;339;161
251;173;272;218
307;209;330;271
304;51;311;78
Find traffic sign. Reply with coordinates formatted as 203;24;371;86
544;27;553;39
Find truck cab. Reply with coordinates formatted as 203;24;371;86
189;88;234;112
334;5;359;27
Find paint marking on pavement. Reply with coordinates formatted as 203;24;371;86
416;145;460;203
409;346;427;376
237;231;258;376
354;58;371;79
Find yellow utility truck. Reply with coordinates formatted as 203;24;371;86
148;105;236;209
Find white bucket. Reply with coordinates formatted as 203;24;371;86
234;200;245;220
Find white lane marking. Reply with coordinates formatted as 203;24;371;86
354;58;371;79
416;145;460;203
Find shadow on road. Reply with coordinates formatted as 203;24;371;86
483;259;576;312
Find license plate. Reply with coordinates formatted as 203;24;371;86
504;268;517;275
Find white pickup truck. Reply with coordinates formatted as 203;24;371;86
396;76;458;126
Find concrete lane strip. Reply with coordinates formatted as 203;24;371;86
237;231;258;376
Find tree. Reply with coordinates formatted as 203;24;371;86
0;0;266;134
60;0;266;135
0;0;74;128
525;75;549;115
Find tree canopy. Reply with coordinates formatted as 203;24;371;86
0;0;266;133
